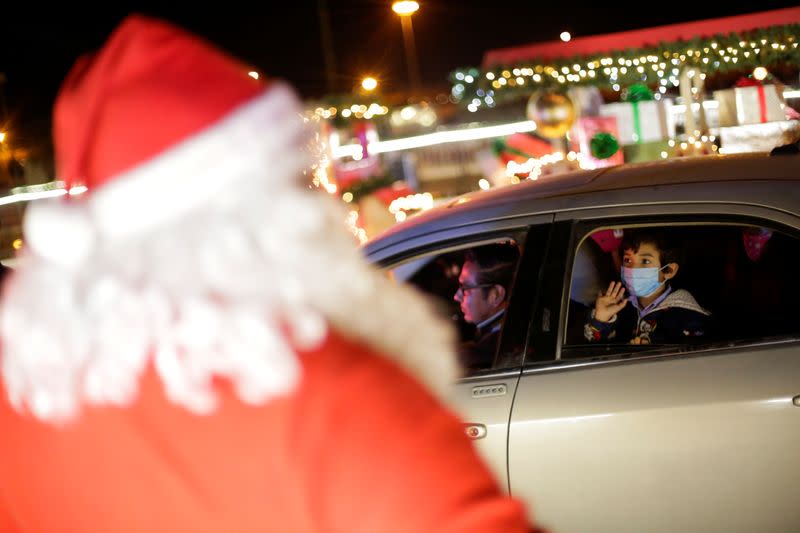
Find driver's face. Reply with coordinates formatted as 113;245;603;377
454;260;495;324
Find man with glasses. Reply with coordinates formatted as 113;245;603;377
454;244;519;371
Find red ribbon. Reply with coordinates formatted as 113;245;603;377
734;77;762;88
735;77;768;123
757;85;767;123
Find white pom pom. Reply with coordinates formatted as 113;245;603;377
24;199;95;271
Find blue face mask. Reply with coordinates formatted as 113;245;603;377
621;265;668;298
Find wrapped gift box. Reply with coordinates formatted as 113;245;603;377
735;84;784;125
713;89;738;127
569;116;624;168
600;99;675;145
714;84;785;126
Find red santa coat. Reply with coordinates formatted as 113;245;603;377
0;332;536;532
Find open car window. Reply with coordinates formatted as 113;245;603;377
389;240;522;375
561;222;800;360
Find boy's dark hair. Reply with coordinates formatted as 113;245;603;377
621;229;682;266
464;244;519;291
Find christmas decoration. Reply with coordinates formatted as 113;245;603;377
718;120;797;153
567;86;604;116
340;174;423;240
733;77;784;124
600;85;674;145
713;87;739;127
679;68;709;135
307;100;390;125
622;84;655;143
670;135;718;157
329;120;381;192
590;132;620;160
591;228;624;253
622;83;654;103
491;133;553;165
525;91;576;139
743;227;774;262
506;151;590;181
449;23;799;108
569;116;624;168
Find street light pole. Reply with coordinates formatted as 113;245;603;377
392;1;421;92
0;73;8;130
399;16;421;91
317;0;338;94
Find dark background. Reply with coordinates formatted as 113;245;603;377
1;2;797;145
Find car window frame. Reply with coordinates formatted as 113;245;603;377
523;206;800;372
551;212;800;365
378;223;552;379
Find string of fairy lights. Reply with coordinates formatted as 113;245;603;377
450;24;799;111
310;103;390;120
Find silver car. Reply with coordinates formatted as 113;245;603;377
365;151;800;533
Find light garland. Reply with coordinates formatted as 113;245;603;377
388;192;435;222
505;151;592;181
307;103;390;121
450;24;799;109
346;209;369;244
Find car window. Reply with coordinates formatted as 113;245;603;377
389;239;523;375
562;222;800;359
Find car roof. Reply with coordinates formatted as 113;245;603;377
364;152;800;257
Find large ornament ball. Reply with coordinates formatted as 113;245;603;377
526;91;577;139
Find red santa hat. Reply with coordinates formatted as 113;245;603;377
26;14;306;268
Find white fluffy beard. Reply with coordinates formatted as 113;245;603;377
1;178;458;422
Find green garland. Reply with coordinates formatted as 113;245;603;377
450;24;799;109
342;173;397;204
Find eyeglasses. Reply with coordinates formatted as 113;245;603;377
455;283;495;296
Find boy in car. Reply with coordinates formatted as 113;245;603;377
585;229;711;344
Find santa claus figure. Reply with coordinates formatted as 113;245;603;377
0;14;544;533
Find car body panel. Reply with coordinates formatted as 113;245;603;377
365;153;800;532
509;343;800;533
447;371;522;492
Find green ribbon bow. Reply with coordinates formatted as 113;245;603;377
622;83;655;144
590;132;620;160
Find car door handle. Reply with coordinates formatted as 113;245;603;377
472;384;507;398
793;395;800;407
464;423;487;440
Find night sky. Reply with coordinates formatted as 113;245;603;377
2;1;798;145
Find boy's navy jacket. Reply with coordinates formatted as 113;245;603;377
585;287;711;344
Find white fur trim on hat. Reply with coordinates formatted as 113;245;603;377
89;83;307;239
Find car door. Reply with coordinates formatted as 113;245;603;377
449;222;552;490
508;207;800;533
383;218;552;490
